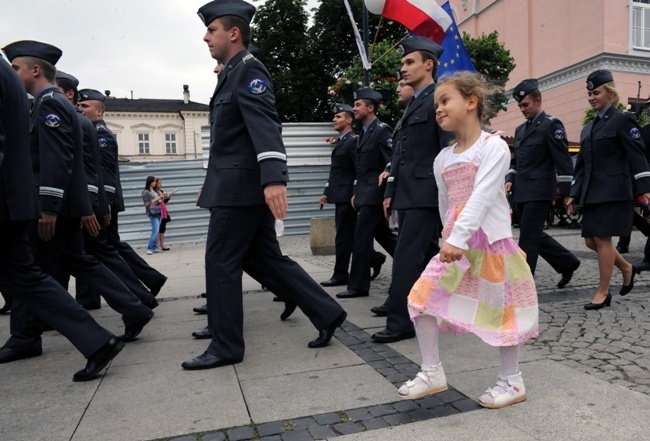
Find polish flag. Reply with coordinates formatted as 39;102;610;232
368;0;453;44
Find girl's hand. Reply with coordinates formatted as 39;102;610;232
439;242;464;263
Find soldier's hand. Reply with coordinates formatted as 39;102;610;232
38;213;57;241
439;241;463;263
351;195;355;210
319;195;327;210
264;184;288;220
504;182;512;194
378;171;390;187
104;208;112;226
81;214;101;237
565;197;576;215
643;193;650;206
383;197;392;219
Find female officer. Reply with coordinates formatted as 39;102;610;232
567;70;650;309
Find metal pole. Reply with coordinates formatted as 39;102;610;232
637;81;642;117
363;3;369;86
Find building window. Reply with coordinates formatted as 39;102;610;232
633;0;650;49
138;133;150;155
165;133;177;154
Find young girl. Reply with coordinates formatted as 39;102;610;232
397;72;538;409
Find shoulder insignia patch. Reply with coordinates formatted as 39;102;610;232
248;78;268;95
44;114;62;128
98;138;109;147
386;138;393;147
630;127;641;139
554;129;565;140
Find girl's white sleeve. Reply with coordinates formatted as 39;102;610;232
434;149;449;225
446;137;510;250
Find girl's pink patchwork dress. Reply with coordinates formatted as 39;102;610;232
408;139;538;347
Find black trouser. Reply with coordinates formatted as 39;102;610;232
76;215;156;308
106;209;167;290
2;220;112;356
385;208;440;333
517;201;580;275
348;205;397;292
205;206;345;360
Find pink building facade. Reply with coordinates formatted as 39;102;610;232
448;0;650;142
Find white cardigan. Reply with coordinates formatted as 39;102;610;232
433;133;512;250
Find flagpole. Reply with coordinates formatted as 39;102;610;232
370;16;383;57
363;3;369;86
371;33;410;66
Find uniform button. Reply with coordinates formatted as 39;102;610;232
401;149;405;153
400;161;405;165
282;170;287;175
234;162;238;166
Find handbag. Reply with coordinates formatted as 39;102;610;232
149;204;161;215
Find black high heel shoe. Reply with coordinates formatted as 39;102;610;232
620;265;639;296
584;292;612;310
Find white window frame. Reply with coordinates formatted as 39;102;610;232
632;0;650;50
164;132;177;154
138;132;151;155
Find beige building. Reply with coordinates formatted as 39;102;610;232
449;0;650;142
103;88;209;161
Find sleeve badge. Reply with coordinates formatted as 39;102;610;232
98;138;108;148
248;79;268;95
44;114;62;128
630;127;641;139
553;129;565;140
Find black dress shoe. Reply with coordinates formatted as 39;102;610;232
371;253;387;280
0;346;42;364
272;296;283;302
150;276;168;296
336;289;369;299
371;328;416;343
193;304;208;314
0;305;11;314
370;304;388;316
80;303;101;311
280;301;297;321
73;337;125;382
620;266;638;296
192;327;211;339
320;278;348;287
181;352;242;370
199;292;207;298
121;311;154;342
636;260;650;273
308;311;347;348
145;300;159;310
616;245;629;254
557;261;580;289
584;292;612;310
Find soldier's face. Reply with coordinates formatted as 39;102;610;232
400;52;433;88
517;95;541;120
204;19;230;61
332;112;351;131
587;86;613;112
78;100;103;121
353;100;372;121
10;57;35;90
397;80;414;107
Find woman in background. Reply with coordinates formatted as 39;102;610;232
155;178;172;251
142;176;162;255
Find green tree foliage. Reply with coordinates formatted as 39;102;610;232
251;0;310;122
583;104;648;127
462;31;516;123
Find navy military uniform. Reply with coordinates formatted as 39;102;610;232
189;0;346;366
374;37;450;341
0;43;122;380
572;70;650;237
339;88;397;298
506;78;580;279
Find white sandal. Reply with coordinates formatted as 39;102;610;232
478;371;526;409
397;362;448;400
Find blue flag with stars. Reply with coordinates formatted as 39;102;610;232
436;1;476;79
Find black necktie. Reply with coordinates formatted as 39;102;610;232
526;119;531;128
591;115;600;134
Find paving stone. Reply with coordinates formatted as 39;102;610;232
367;404;395;417
170;436;197;441
407;408;438;421
386;356;411;365
308;426;337;440
345;408;373;421
201;432;226;441
312;412;342;425
383;412;412;426
415;396;444;409
377;367;399;376
287;417;318;430
280;429;312;441
451;398;482;412
257;422;286;437
332;422;362;435
435;388;466;403
392;400;420;412
368;360;392;369
362;417;391;431
227;426;256;441
259;437;282;441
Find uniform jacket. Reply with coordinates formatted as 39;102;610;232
95;121;125;212
77;110;107;217
571;106;650;205
30;85;91;218
384;83;451;209
198;50;288;208
322;131;357;203
506;111;574;202
353;118;393;207
0;55;40;222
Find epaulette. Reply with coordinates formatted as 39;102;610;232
378;122;390;129
40;91;56;102
545;115;556;121
243;54;255;63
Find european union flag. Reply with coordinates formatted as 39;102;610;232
436;1;476;79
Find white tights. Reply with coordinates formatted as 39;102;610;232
414;314;521;375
